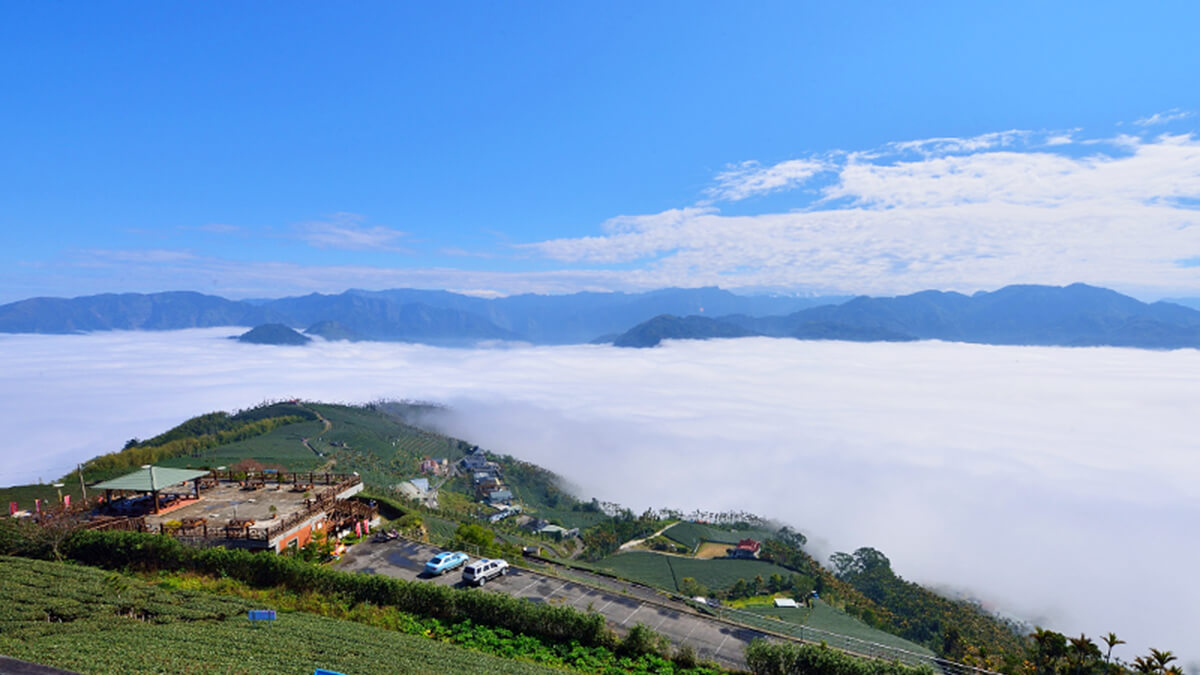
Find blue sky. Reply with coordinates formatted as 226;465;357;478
3;1;1200;302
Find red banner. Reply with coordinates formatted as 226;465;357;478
8;502;16;515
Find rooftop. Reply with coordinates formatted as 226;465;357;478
92;466;210;492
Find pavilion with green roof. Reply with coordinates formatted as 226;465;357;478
92;466;211;514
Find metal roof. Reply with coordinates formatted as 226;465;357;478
91;466;210;492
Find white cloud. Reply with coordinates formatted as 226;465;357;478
1135;108;1194;127
706;159;829;202
1;330;1198;664
11;123;1200;303
884;129;1029;156
522;131;1200;297
294;212;410;252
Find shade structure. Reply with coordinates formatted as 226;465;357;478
91;466;210;492
92;466;211;514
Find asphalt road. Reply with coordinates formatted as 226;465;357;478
338;539;768;670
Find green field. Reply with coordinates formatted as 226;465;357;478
521;505;609;531
593;551;799;594
662;522;779;550
306;403;469;485
151;403;468;485
0;556;565;675
155;419;327;472
735;600;934;657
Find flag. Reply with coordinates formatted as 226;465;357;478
64;495;71;509
34;499;41;514
8;502;16;516
355;521;362;538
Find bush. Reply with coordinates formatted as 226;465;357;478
745;639;936;675
619;623;670;658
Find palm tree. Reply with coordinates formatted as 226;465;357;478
1150;649;1177;672
1101;633;1125;663
1132;656;1158;674
1067;634;1100;675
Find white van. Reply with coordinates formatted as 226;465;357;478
462;558;509;586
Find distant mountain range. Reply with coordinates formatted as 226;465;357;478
610;283;1200;349
0;287;834;345
3;283;1199;350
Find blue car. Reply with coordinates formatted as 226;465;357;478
424;551;469;575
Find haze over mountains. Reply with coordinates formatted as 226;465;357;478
3;283;1200;350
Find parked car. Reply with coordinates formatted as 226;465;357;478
423;551;469;576
462;558;509;586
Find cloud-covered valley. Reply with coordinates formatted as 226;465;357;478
2;329;1197;663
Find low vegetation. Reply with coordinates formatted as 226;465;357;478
745;639;935;675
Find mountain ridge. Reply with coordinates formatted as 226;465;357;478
5;283;1200;350
614;283;1200;349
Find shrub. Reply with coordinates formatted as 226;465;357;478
745;639;936;675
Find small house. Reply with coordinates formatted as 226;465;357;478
729;538;761;559
486;489;514;505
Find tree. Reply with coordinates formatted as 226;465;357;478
451;523;495;554
1101;633;1125;663
1066;634;1101;674
852;547;891;574
679;577;708;598
830;552;855;578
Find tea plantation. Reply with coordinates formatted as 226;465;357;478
0;556;565;675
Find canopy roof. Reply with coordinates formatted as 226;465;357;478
92;466;210;492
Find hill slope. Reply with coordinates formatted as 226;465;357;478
235;323;311;345
612;315;759;347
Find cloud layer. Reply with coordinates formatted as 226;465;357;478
1;329;1197;664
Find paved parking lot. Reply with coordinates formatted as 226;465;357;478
338;539;767;669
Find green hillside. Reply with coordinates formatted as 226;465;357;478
595;550;801;595
0;400;1039;670
663;522;778;550
737;599;936;657
155;419;326;471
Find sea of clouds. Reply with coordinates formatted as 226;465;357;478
1;328;1197;664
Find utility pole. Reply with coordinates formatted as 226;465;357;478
77;464;87;503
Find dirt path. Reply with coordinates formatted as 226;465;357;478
297;404;337;471
617;521;679;552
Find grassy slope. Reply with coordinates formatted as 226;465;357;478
155;419;327;471
309;402;468;485
594;550;799;594
0;556;565;675
738;600;935;657
155;402;467;482
663;522;778;550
